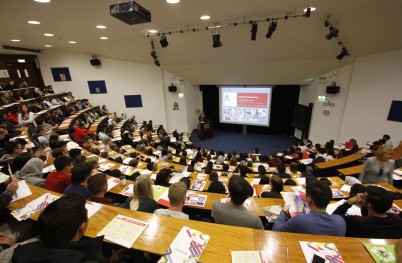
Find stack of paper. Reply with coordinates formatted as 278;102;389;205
11;193;59;221
185;193;207;208
300;241;345;263
190;180;206;191
97;214;148;248
107;177;121;191
119;184;134;197
231;251;268;263
364;243;397;263
261;205;284;223
158;226;210;263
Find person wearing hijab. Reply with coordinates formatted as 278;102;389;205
18;158;45;187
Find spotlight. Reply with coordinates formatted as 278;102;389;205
212;33;222;48
151;50;157;59
324;19;330;27
266;20;277;39
251;22;258;41
160;34;168;48
154;59;160;67
305;7;311;18
336;46;350;60
325;26;339;40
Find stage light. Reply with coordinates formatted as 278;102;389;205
251;22;258;41
154;59;160;67
212;33;222;48
151;50;157;59
160;34;168;48
325;26;339;40
324;20;330;27
305;7;311;18
336;46;350;60
266;20;277;39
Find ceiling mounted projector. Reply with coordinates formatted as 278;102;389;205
110;1;151;25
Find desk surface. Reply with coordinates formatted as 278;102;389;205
8;184;402;263
314;152;366;169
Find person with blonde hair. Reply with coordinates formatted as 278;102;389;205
359;146;394;184
122;175;158;213
85;156;99;175
154;182;188;219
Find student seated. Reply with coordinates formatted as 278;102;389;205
273;180;346;236
12;193;110;262
123;175;159;213
254;165;270;185
87;173;113;205
63;163;92;199
154;182;188;219
274;163;290;179
212;175;264;229
333;186;402;238
44;156;73;194
207;172;226;194
260;175;283;199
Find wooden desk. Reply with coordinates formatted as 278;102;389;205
8;184;402;263
314;152;366;170
338;164;363;176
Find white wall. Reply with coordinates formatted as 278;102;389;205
338;49;402;144
38;50;201;132
300;49;402;146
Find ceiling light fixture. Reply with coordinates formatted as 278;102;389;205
68;41;77;44
304;8;311;18
304;7;316;12
11;39;20;42
96;25;107;29
148;29;158;34
28;20;41;24
266;20;277;39
44;44;52;47
336;46;350;60
100;37;108;40
212;32;222;48
34;0;51;3
150;41;160;67
325;26;339;40
160;34;168;48
250;22;258;41
166;0;180;3
44;33;54;37
200;15;210;20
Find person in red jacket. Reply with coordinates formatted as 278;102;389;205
73;122;92;143
44;156;73;194
7;110;19;125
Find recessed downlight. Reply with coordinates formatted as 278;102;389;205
96;25;107;29
148;29;158;34
304;7;316;12
100;37;108;40
28;20;41;25
200;15;210;20
44;33;54;37
68;41;77;44
11;39;20;42
166;0;180;3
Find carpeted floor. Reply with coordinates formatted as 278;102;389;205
189;130;299;156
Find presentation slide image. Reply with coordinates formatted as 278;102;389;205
237;93;268;108
222;92;237;107
222;107;268;123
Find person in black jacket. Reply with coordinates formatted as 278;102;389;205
12;193;122;262
333;186;402;239
207;172;226;194
254;165;270;185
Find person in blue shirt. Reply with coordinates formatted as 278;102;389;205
63;163;92;199
273;180;346;236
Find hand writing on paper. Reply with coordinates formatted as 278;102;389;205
7;177;19;192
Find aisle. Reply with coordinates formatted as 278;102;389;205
189;130;298;156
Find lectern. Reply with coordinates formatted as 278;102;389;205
197;121;213;140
